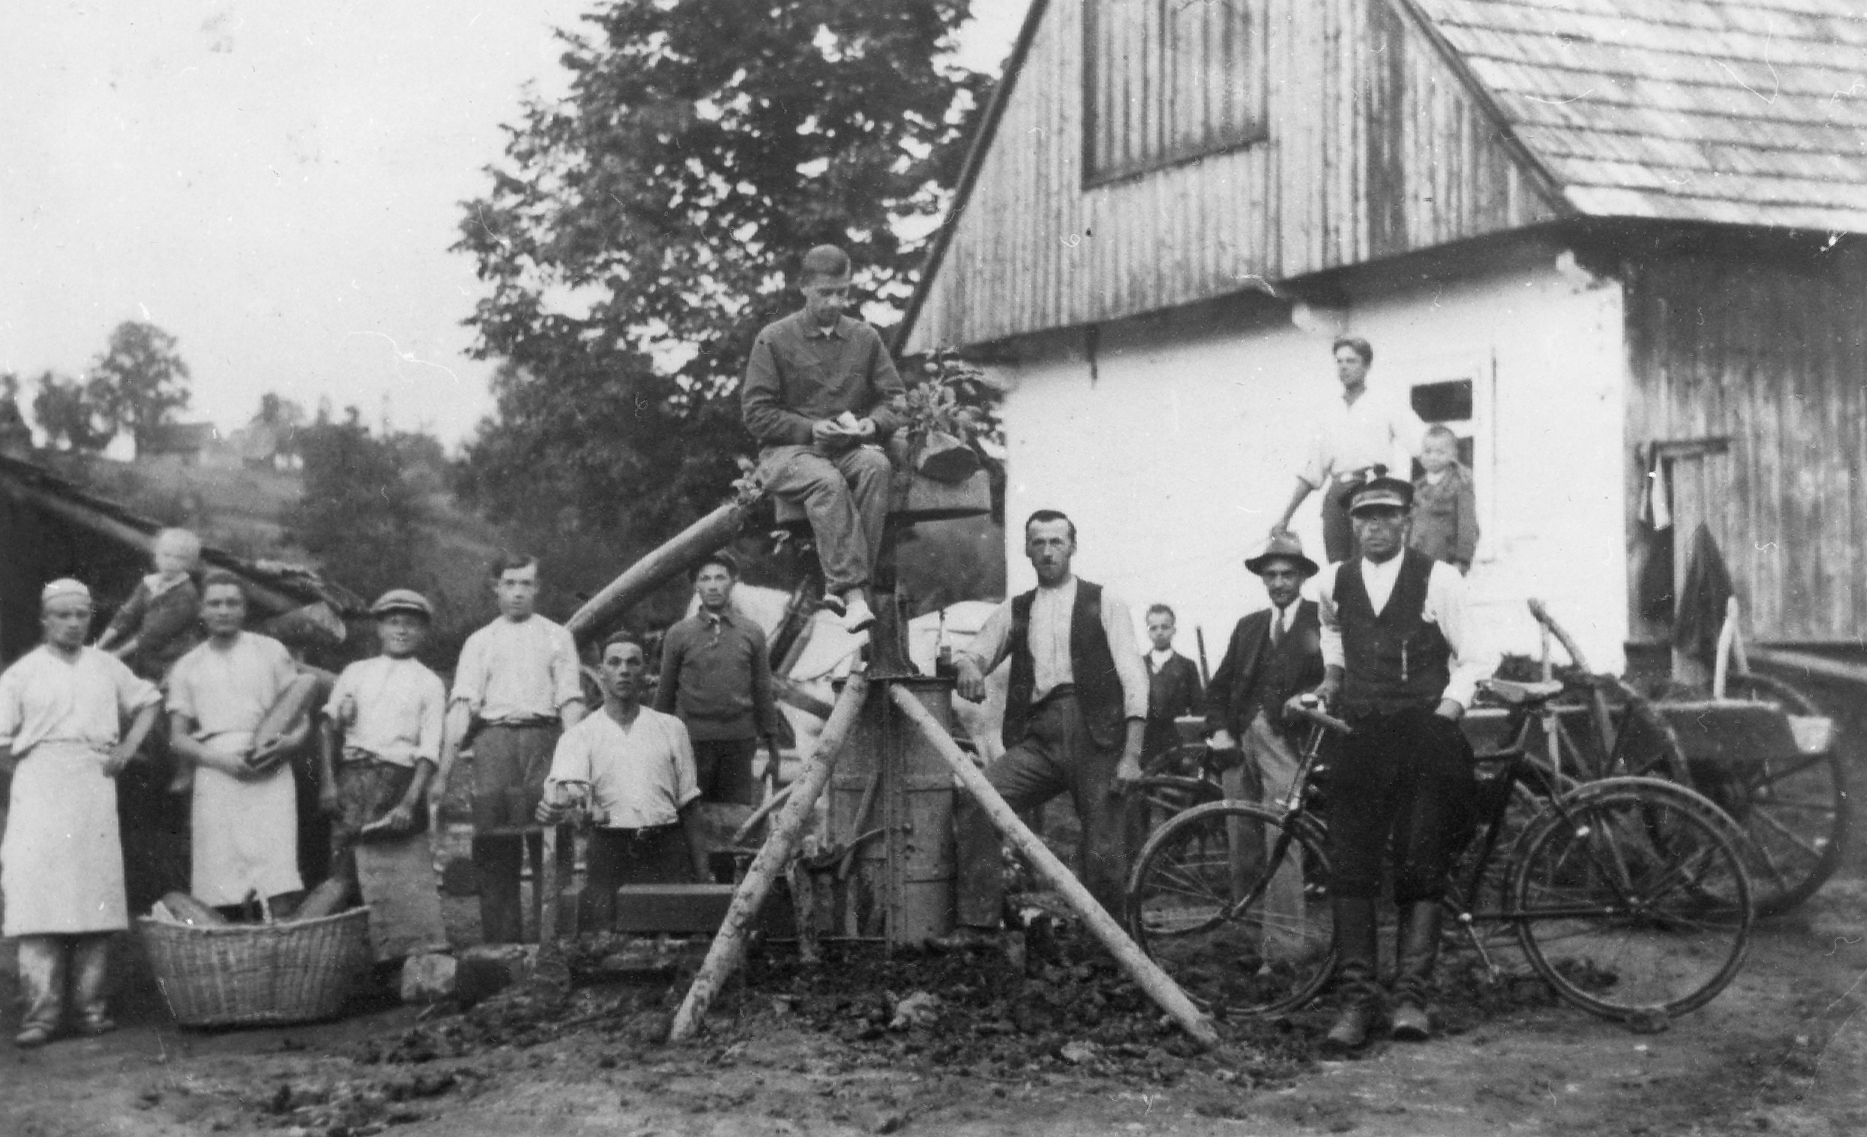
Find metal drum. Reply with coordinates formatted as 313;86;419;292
827;675;958;946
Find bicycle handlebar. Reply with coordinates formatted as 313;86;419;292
1288;699;1353;736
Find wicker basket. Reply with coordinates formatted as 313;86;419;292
137;907;372;1027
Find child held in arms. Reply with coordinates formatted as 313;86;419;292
318;590;447;899
95;527;204;680
1408;424;1480;574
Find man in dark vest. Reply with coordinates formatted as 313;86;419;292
951;509;1150;938
1205;532;1325;959
1300;469;1496;1049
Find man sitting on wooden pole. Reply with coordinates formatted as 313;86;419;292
741;244;906;634
949;509;1150;940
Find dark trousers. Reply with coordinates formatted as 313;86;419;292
760;443;892;594
579;826;698;931
693;737;761;806
1327;704;1476;905
956;693;1128;926
1322;481;1357;564
471;723;558;944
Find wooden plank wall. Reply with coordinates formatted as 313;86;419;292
1623;243;1867;643
909;0;1560;354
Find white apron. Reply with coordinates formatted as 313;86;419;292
189;731;302;906
0;741;128;935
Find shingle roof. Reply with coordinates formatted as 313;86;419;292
1410;0;1867;232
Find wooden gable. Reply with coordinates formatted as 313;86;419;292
904;0;1562;354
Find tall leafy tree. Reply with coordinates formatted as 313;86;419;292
454;0;984;596
31;370;114;452
87;320;192;454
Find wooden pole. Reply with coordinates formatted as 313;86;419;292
884;685;1219;1048
669;673;870;1041
565;497;756;646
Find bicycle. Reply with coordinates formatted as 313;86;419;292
1125;683;1754;1025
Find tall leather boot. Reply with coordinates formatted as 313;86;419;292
15;936;66;1047
1323;897;1380;1051
1390;900;1443;1041
70;934;116;1036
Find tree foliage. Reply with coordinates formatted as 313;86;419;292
32;370;114;452
88;321;192;453
453;0;985;596
285;406;429;608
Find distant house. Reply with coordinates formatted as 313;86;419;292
900;0;1867;671
139;421;222;467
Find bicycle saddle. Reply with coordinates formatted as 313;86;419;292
1483;678;1565;705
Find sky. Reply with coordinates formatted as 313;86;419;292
0;0;1027;449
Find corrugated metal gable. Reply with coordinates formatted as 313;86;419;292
1414;0;1867;231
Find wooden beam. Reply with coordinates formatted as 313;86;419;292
1747;647;1867;689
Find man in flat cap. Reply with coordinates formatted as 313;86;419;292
1301;468;1496;1050
1204;533;1325;960
741;244;906;633
318;589;447;900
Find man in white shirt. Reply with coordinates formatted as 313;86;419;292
1270;337;1426;563
951;510;1150;937
438;553;586;943
538;632;710;931
318;589;448;900
1295;471;1498;1049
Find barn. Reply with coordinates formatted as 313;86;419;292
899;0;1867;674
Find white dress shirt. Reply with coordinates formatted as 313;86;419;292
963;576;1150;720
450;614;583;723
325;655;447;767
1299;383;1427;488
1315;555;1497;710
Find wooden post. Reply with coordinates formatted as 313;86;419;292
884;685;1220;1048
669;673;870;1042
565;496;757;646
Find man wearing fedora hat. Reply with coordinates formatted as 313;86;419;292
1298;468;1496;1050
1204;532;1326;959
741;243;906;634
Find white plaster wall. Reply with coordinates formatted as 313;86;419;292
993;254;1630;675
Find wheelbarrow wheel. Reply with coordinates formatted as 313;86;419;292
1705;673;1849;917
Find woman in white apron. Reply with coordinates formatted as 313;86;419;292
166;572;308;914
0;579;162;1047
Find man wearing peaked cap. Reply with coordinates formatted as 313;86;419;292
371;589;434;619
1300;465;1498;1050
318;588;448;920
1205;533;1325;968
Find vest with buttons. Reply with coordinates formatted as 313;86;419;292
1003;580;1125;749
1336;548;1452;715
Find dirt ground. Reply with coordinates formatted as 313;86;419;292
3;844;1864;1137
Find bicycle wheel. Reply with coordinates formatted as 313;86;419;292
1126;800;1334;1018
1696;674;1849;916
1510;779;1751;1020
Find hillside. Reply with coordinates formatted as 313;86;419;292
51;453;513;660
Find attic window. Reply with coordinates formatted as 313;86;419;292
1082;0;1267;187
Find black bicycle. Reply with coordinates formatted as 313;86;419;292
1125;682;1754;1024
